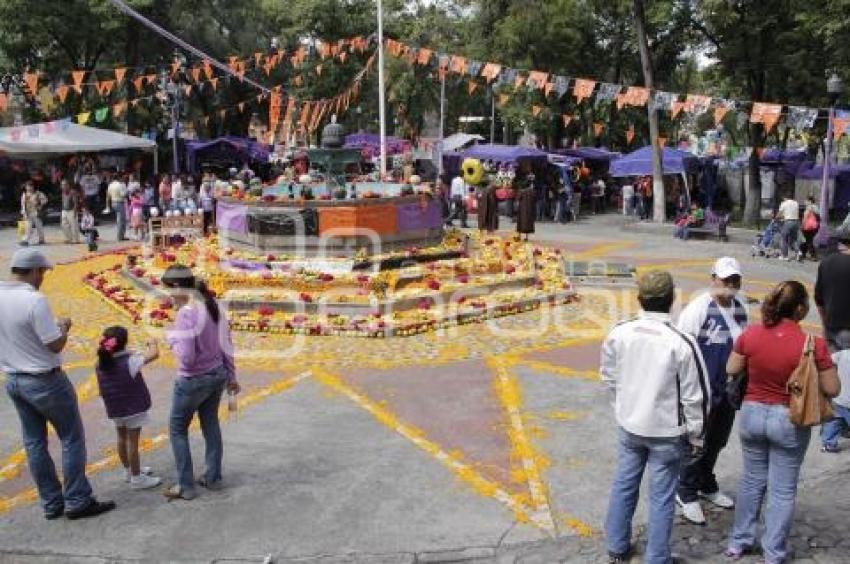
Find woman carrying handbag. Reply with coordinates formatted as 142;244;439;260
724;281;840;563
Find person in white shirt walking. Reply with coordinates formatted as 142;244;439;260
106;173;128;241
778;196;801;261
675;257;748;525
1;248;116;520
601;270;710;564
449;175;468;228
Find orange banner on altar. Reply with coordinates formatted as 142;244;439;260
318;205;398;236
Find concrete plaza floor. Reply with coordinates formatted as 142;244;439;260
0;215;848;563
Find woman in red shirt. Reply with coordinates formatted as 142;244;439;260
724;281;839;563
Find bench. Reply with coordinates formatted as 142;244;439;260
686;208;729;242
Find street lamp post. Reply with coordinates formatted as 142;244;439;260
817;72;843;247
160;53;186;174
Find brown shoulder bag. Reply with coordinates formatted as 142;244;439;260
786;335;833;427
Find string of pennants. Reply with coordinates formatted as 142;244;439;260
0;35;376;116
384;38;850;141
3;53;377;145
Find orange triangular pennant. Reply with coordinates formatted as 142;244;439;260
100;79;116;96
626;125;635;144
417;48;432;65
23;71;38;95
191;67;201;83
528;71;549;90
467;82;477;95
133;77;144;92
55;85;69;103
183;85;192;97
114;67;127;84
339;51;348;63
544;82;554;96
561;114;572;127
71;70;86;93
573;79;596;103
0;92;7;112
254;52;263;66
593;122;604;137
238;102;245;113
514;74;526;89
203;60;214;80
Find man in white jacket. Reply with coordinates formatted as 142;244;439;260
601;270;711;564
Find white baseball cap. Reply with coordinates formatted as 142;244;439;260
712;256;742;279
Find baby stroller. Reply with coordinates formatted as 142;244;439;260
751;218;782;258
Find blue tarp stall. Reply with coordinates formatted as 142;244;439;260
185;136;271;173
609;146;701;177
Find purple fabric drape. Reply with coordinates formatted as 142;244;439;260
396;200;443;231
216;201;248;234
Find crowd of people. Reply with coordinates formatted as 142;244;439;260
0;248;240;518
601;229;850;563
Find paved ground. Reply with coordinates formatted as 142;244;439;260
1;214;848;563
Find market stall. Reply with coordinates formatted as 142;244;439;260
185;136;271;174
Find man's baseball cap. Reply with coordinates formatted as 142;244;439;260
712;257;742;279
10;248;53;270
637;270;675;299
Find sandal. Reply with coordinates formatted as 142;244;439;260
163;484;196;501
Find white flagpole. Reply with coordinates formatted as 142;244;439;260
377;0;387;182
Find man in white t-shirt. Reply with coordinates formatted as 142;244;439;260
79;169;101;213
449;175;469;228
675;256;748;524
106;174;128;241
1;248;115;520
778;196;801;260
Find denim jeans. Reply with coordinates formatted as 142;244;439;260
169;366;228;494
729;402;811;563
820;403;850;450
605;428;684;563
5;371;93;513
116;205;127;241
780;220;800;258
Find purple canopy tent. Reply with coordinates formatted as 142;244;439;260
556;146;621;162
609;146;700;177
461;144;549;164
185;136;271;173
794;163;850;212
343;133;412;158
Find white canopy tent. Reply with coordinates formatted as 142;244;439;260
0;120;157;169
442;132;484;153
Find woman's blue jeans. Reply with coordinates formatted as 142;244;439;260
729;401;810;563
169;367;228;495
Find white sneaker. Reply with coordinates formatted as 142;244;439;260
130;473;162;490
701;490;735;509
676;495;706;525
124;466;153;483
